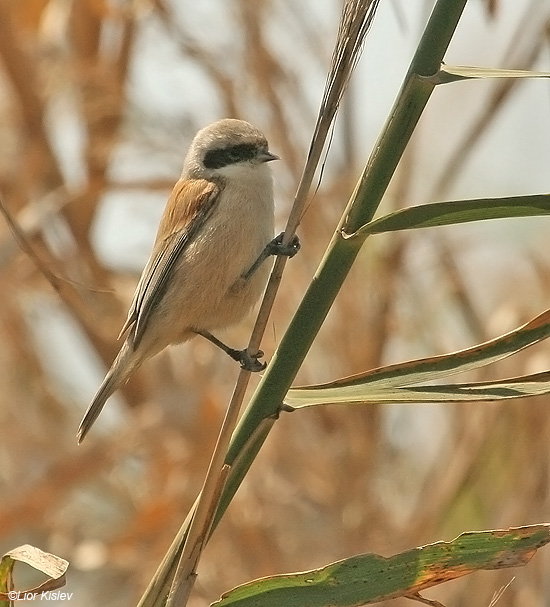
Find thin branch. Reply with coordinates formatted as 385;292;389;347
0;196;65;295
406;592;447;607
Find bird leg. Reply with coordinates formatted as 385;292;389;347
196;330;266;372
199;234;299;371
242;232;300;281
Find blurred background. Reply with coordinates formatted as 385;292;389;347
0;0;550;605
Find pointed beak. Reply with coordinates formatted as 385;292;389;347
258;150;279;163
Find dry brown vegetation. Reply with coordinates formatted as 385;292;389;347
0;1;549;606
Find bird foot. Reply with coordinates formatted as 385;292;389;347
266;233;301;258
229;348;267;372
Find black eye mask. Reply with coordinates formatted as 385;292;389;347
203;143;259;169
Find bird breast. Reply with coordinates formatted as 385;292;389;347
169;164;274;336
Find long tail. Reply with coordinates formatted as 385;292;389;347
77;342;137;444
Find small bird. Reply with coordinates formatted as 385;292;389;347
77;118;298;443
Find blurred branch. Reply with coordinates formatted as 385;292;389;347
68;1;135;257
438;238;487;342
0;3;64;199
407;406;500;541
154;0;240;117
0;440;117;537
431;4;549;197
0;3;146;398
238;1;303;181
0;194;67;296
0;193;123;367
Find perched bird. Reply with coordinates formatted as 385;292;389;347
77;119;298;443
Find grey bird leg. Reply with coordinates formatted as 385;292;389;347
242;232;300;281
197;233;299;372
196;329;266;372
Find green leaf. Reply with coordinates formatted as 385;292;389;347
0;554;12;607
343;194;550;240
286;371;550;408
431;64;550;85
213;525;550;607
285;309;550;408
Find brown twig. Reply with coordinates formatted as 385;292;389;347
0;195;67;296
406;591;447;607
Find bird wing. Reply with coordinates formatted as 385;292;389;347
119;178;221;348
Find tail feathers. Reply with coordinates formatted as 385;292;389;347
77;345;136;444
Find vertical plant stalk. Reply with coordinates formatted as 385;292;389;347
217;0;469;526
142;2;381;606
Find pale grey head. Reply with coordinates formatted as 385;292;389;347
183;119;278;179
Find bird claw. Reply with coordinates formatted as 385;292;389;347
237;349;266;372
267;233;301;259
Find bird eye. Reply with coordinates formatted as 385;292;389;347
203;143;257;169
